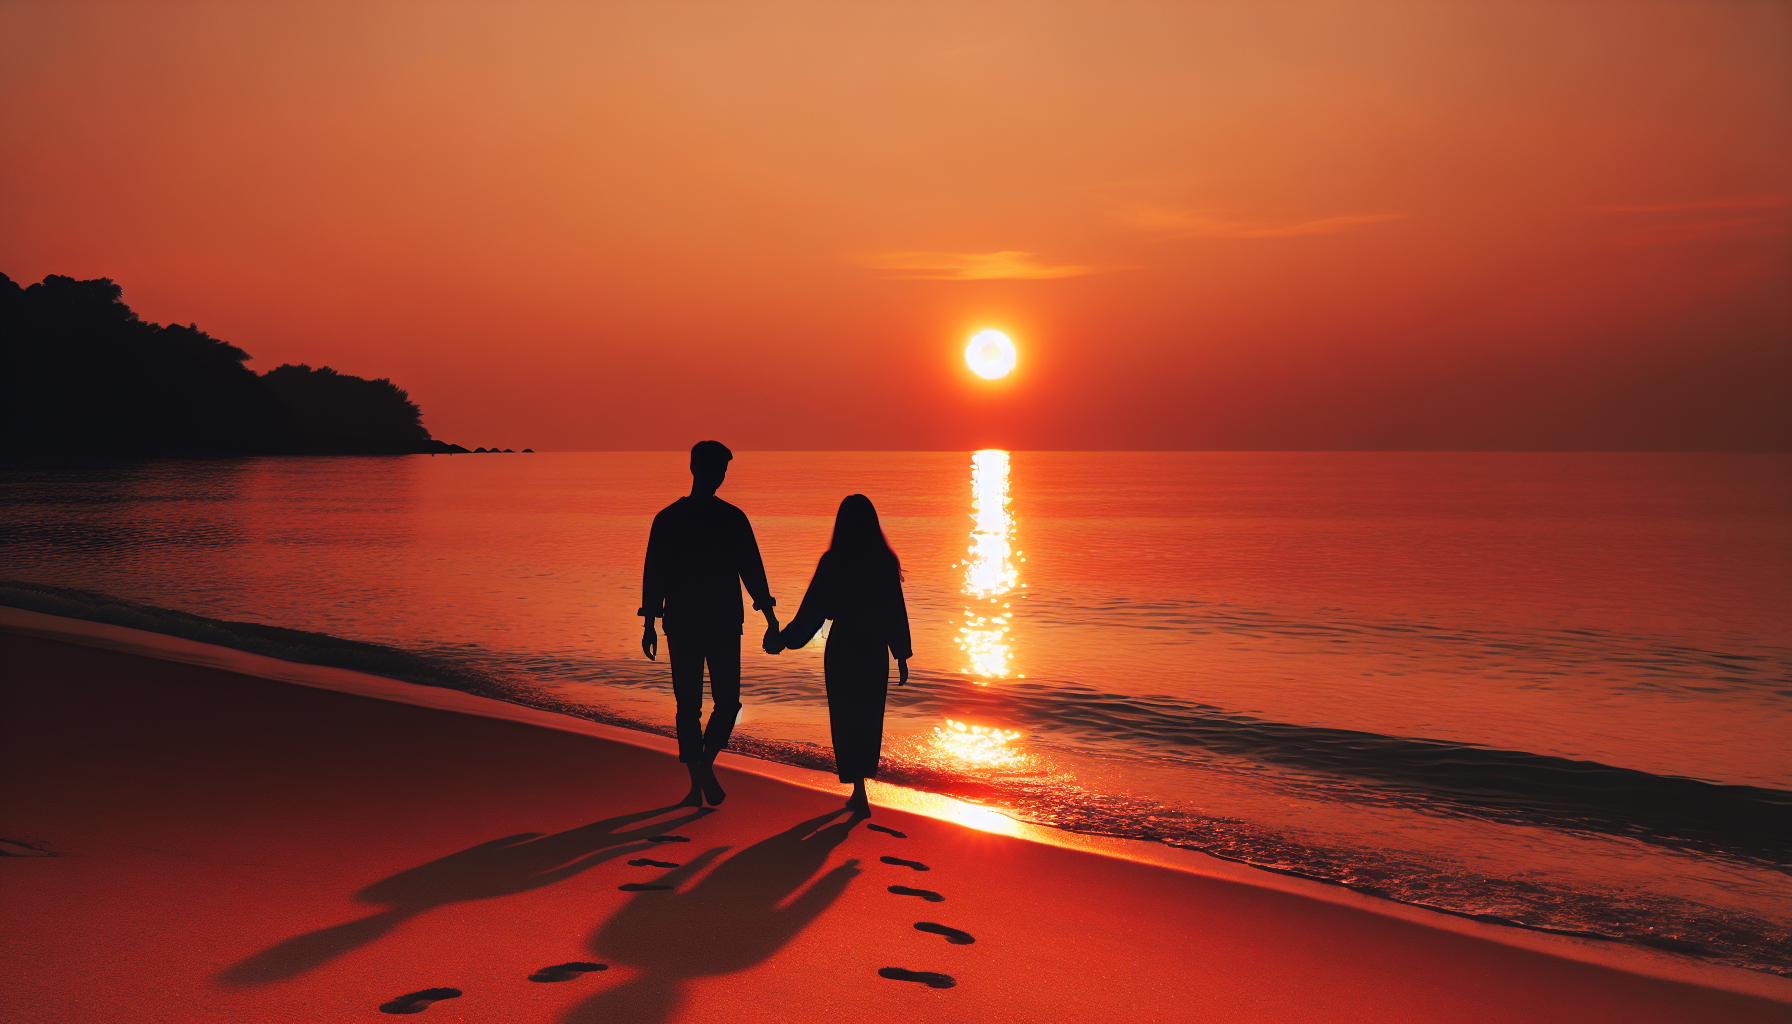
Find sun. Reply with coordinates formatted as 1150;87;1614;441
965;330;1017;379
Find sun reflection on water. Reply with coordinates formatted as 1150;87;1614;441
957;449;1020;682
930;718;1026;766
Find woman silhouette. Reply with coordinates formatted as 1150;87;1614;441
777;494;912;816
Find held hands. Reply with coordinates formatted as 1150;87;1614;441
897;657;909;686
641;620;658;661
762;610;783;655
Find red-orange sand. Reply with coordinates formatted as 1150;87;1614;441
2;612;1789;1023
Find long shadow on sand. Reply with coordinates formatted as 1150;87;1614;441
561;809;862;1024
218;804;708;986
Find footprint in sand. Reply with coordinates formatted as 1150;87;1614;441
914;922;974;944
880;855;929;871
379;987;462;1014
867;823;906;838
878;967;956;989
647;835;690;843
528;962;608;983
619;882;674;891
888;885;944;902
627;858;680;868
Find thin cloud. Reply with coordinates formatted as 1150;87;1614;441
1588;195;1788;214
1612;216;1788;247
1589;195;1788;246
857;250;1099;281
1121;207;1406;240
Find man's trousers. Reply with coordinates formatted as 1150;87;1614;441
666;626;742;764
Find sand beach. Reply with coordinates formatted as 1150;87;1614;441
2;607;1788;1023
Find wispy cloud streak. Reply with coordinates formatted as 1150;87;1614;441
1589;195;1788;246
1588;196;1788;214
1612;217;1788;247
857;250;1098;280
1121;207;1406;240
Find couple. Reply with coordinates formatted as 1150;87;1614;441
638;441;911;817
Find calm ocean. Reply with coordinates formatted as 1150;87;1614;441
3;451;1787;975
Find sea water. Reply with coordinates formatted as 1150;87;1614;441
2;451;1787;975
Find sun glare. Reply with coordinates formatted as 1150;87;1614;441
958;450;1018;681
965;330;1017;379
930;718;1027;766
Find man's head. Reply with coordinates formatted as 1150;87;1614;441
689;440;732;496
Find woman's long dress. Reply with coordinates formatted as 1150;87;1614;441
780;551;912;783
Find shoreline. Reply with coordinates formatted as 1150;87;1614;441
3;605;1789;1016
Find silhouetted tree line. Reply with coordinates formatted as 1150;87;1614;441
1;273;472;458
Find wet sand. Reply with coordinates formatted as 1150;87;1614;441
2;611;1788;1023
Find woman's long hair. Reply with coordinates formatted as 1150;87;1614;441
827;493;902;581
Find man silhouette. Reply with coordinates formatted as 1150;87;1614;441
639;441;779;807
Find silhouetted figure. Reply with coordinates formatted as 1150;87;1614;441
776;494;911;816
640;441;780;807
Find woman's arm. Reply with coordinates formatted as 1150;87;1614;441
778;556;832;650
888;568;913;662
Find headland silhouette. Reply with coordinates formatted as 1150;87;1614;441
0;272;527;459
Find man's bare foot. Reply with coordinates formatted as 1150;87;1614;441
846;781;870;816
700;763;726;806
678;764;704;807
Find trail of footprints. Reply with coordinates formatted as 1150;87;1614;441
870;820;971;990
378;987;462;1014
374;834;701;1013
617;840;687;890
914;921;974;944
528;962;608;983
374;818;976;1012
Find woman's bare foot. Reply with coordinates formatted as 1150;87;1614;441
846;779;870;816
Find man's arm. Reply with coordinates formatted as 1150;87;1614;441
639;513;665;660
736;512;780;646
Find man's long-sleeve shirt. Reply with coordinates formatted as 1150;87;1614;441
639;495;774;634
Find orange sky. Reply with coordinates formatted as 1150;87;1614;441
2;1;1787;450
